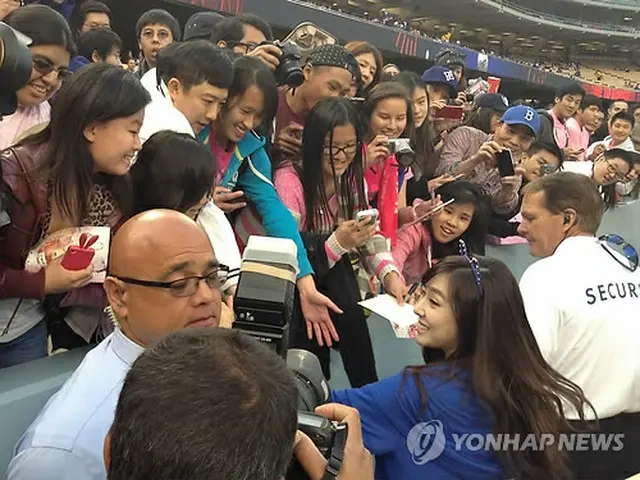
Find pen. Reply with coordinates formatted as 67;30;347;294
404;282;420;302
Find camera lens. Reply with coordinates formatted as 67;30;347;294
286;349;331;411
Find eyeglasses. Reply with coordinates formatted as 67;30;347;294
599;234;638;272
458;239;483;295
113;264;229;298
227;41;259;54
32;56;70;81
323;144;359;157
603;157;630;183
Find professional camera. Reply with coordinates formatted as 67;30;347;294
388;138;415;168
0;22;33;119
233;236;347;479
272;40;304;87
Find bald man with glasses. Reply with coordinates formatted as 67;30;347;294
7;210;223;480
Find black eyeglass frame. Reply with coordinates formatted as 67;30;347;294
112;264;229;297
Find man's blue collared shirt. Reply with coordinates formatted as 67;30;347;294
6;329;143;480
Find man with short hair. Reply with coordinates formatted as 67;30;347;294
518;141;564;184
587;110;635;161
134;9;180;80
73;0;110;34
566;94;602;160
593;98;629;143
70;26;121;71
518;172;640;479
436;105;541;214
6;210;223;480
538;83;585;155
104;328;298;480
104;329;374;480
273;44;359;157
138;40;233;143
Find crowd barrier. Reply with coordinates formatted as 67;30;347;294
0;200;638;473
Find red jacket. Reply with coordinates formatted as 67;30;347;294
0;143;123;301
1;143;49;299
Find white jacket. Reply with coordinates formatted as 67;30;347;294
138;68;194;144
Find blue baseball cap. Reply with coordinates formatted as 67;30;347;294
421;66;458;98
500;105;540;137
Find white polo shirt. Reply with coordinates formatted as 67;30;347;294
519;236;640;420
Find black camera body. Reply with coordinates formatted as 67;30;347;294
388;138;415;168
233;236;346;479
272;40;304;87
0;22;33;119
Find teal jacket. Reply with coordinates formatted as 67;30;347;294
199;128;313;278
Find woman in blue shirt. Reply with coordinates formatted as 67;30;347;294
332;252;592;479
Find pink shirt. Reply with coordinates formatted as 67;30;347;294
549;109;569;149
207;129;234;184
391;222;433;285
566;117;589;160
0;103;51;150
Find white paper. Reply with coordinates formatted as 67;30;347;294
359;294;420;338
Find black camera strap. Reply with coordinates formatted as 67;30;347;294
322;422;348;480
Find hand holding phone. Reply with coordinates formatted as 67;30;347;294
355;208;379;226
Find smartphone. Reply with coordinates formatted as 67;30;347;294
540;164;558;177
356;208;379;225
433;105;464;120
61;246;95;271
496;150;516;177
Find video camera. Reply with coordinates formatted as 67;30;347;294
0;22;33;120
233;236;347;479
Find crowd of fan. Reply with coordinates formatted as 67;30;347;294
0;1;639;480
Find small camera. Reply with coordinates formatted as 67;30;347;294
387;138;415;168
272;40;304;87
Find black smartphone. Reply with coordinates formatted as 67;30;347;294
496;150;515;177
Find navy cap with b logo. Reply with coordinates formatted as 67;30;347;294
421;66;458;98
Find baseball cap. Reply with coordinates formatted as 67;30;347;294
474;93;509;113
500;106;541;137
308;45;359;81
0;23;33;116
421;66;458;98
183;12;225;41
435;48;466;70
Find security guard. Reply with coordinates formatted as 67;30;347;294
518;172;640;479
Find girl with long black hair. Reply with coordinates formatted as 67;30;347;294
270;97;406;386
333;254;592;479
0;64;150;366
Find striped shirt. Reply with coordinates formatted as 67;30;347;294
435;126;520;215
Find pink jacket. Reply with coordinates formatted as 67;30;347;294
392;222;433;285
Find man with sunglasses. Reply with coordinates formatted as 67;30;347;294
518;172;640;479
6;210;224;480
